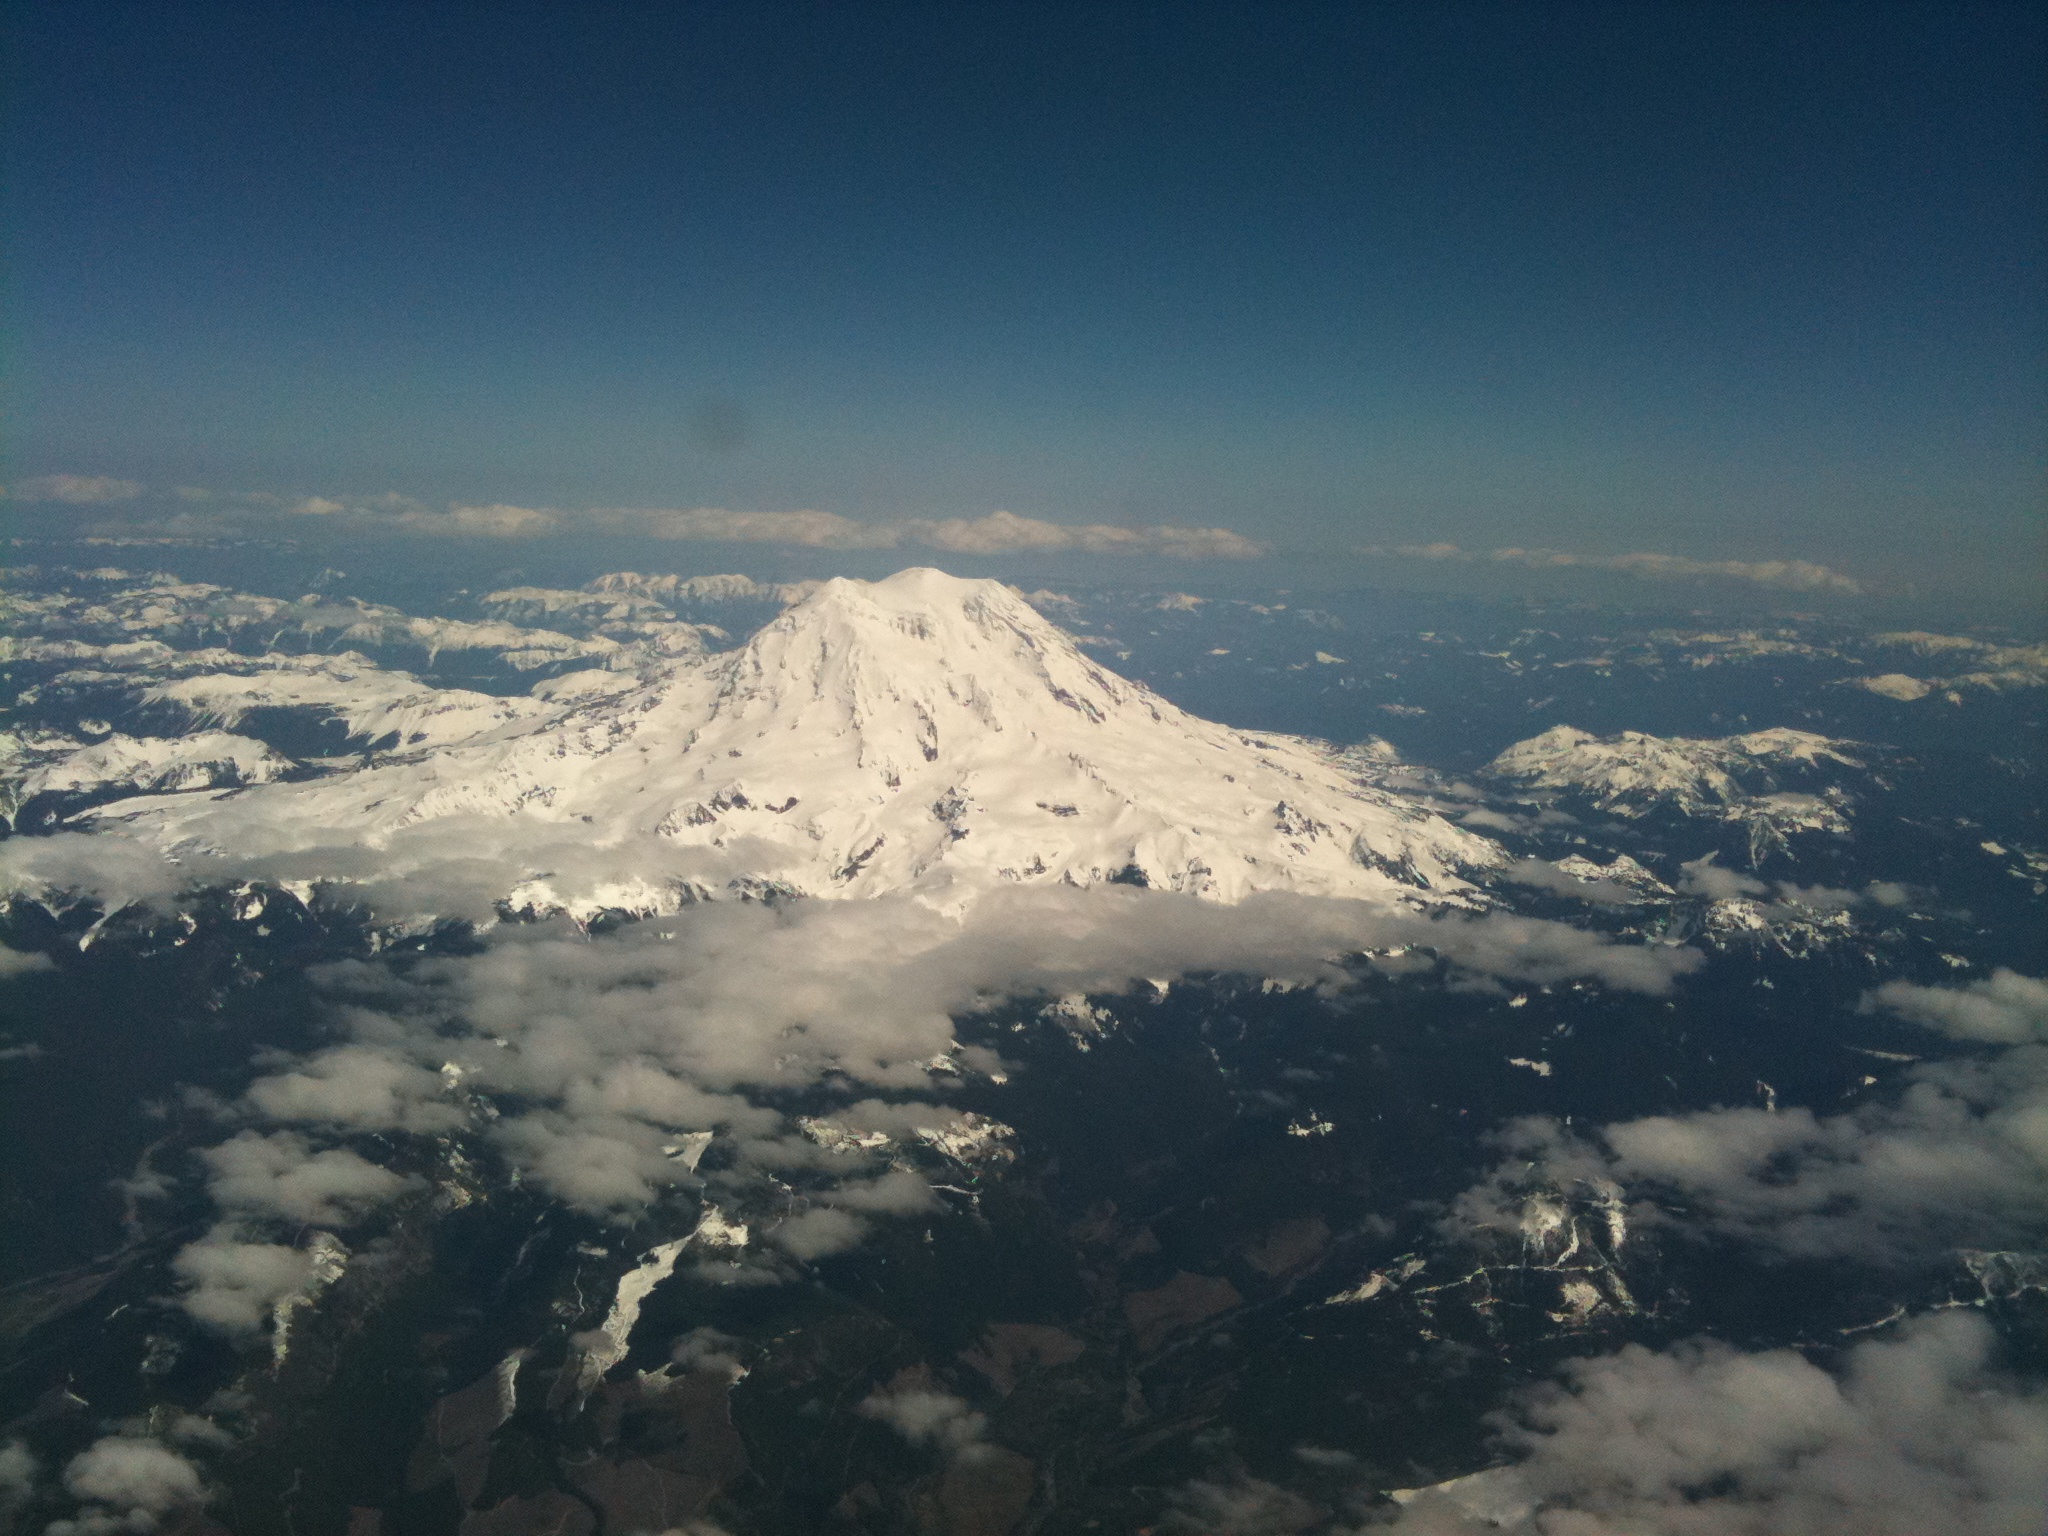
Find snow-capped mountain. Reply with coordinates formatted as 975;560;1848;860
1;728;293;828
1483;724;1866;859
87;569;1501;912
1841;633;2048;702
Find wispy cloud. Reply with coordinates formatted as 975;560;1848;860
95;880;1698;1336
562;504;1262;558
1365;541;1863;594
5;474;146;504
20;478;1265;559
914;509;1262;559
1380;1311;2048;1534
1445;970;2048;1266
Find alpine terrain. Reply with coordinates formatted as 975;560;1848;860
85;569;1501;914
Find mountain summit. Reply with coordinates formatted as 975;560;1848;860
95;569;1501;914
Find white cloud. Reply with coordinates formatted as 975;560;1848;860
243;1044;466;1135
1446;973;2048;1266
617;505;1264;559
53;1437;205;1535
769;1206;868;1259
439;502;560;536
1495;859;1640;905
915;509;1264;559
1366;542;1863;595
821;1169;941;1215
0;831;197;911
1502;548;1863;595
198;886;1700;1219
1676;853;1770;900
858;1385;986;1452
671;1326;749;1379
94;484;1266;557
1377;1312;2048;1535
1168;1477;1324;1533
197;1129;413;1225
0;1441;37;1521
1864;969;2048;1045
170;1238;316;1333
6;474;145;504
280;492;560;537
0;944;53;978
623;506;900;549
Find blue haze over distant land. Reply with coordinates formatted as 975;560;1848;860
2;1;2042;610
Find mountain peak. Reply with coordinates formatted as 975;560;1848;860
92;570;1504;916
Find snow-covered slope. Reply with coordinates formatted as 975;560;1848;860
139;653;553;752
2;729;294;825
1485;725;1862;814
1483;725;1865;859
89;570;1501;913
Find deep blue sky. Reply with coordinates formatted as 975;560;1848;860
4;2;2042;601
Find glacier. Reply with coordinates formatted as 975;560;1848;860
70;569;1503;916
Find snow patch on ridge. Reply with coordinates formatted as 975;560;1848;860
1484;724;1864;855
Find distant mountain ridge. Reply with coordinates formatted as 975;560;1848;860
1482;723;1869;863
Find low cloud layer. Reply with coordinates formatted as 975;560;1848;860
1448;971;2048;1266
858;1385;987;1453
1366;542;1863;595
4;474;145;504
47;1436;206;1536
1379;1311;2048;1535
146;883;1699;1343
198;1130;414;1225
224;888;1696;1214
612;504;1264;559
1865;968;2048;1045
12;474;1264;558
171;1238;321;1334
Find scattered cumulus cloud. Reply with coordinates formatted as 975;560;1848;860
170;1237;317;1333
111;879;1699;1349
1863;968;2048;1045
50;1436;206;1535
1675;853;1770;900
197;1129;414;1225
770;1206;869;1259
858;1384;987;1453
1168;1477;1323;1533
0;944;54;978
1365;541;1863;595
621;505;899;549
242;1045;466;1135
0;1442;37;1523
915;509;1262;559
26;479;1264;559
5;474;145;504
440;502;561;536
1445;971;2048;1266
208;889;1693;1220
605;505;1265;558
1377;1311;2048;1536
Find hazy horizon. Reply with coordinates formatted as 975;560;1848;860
5;2;2043;612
